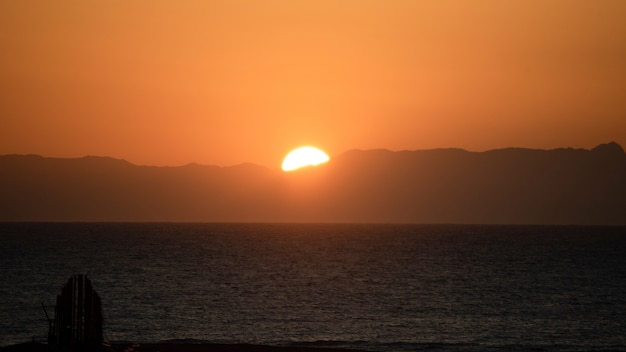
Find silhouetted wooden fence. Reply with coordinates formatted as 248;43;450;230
49;275;103;350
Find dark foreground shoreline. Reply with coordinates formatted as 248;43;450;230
1;343;367;352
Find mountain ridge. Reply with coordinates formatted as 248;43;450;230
1;143;624;224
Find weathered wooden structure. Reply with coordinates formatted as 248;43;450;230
49;275;103;350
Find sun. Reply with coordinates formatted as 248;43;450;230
282;146;330;172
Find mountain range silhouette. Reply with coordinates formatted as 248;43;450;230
1;142;625;224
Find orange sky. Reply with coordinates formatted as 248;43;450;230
1;0;625;168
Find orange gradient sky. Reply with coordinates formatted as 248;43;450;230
1;1;625;167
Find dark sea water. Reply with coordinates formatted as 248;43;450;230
1;223;625;352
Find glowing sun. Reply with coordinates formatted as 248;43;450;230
282;146;330;172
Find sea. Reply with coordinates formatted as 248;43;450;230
1;223;625;352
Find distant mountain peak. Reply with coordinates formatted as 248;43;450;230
592;142;626;154
591;142;625;156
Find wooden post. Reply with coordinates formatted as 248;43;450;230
50;275;103;351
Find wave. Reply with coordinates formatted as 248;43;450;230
286;341;626;352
